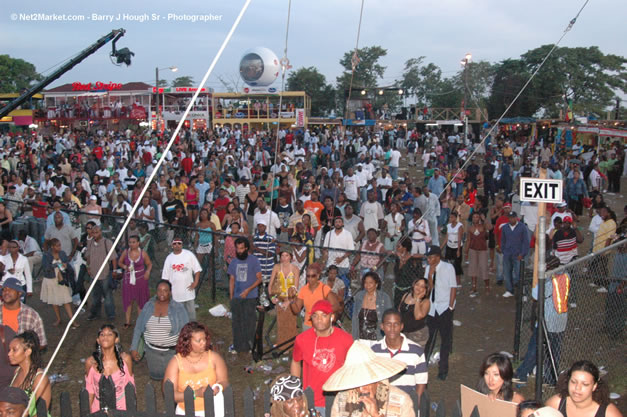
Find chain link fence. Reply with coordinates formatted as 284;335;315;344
8;198;426;327
513;239;627;399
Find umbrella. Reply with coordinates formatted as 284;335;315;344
569;158;581;165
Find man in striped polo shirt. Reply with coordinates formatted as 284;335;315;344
252;219;276;306
371;309;428;405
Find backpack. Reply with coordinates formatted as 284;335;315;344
551;273;570;314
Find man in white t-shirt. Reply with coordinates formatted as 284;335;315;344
343;167;359;210
322;217;355;276
389;146;402;180
360;190;384;232
161;238;202;320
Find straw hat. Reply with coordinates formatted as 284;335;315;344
322;341;406;392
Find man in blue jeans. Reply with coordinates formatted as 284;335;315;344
228;237;262;353
86;225;117;320
500;211;529;298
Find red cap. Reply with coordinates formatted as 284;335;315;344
503;202;512;208
311;300;333;315
563;216;573;223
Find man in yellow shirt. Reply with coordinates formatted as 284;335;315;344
502;142;514;158
170;176;188;205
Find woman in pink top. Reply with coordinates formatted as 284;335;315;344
84;324;135;412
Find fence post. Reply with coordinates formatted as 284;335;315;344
59;391;72;417
125;382;138;412
79;388;90;416
304;387;315;411
435;400;446;417
183;386;195;417
202;386;215;417
419;390;430;417
243;386;255;416
144;383;158;415
163;380;177;417
452;400;463;417
35;398;47;417
211;237;217;302
513;259;525;361
535;215;546;401
99;376;117;410
264;389;271;415
223;384;235;417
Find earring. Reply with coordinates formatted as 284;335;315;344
97;344;102;355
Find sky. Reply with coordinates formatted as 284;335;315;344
1;0;626;93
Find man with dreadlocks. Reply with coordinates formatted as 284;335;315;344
84;324;135;413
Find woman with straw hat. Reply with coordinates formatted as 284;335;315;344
323;342;414;417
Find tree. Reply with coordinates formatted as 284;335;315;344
0;55;42;93
287;67;336;116
489;46;627;118
156;79;168;88
336;46;388;98
171;76;194;87
401;58;443;106
488;59;539;118
523;45;627;117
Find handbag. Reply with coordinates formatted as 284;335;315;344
136;334;145;361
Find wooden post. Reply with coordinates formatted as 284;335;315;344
59;391;72;417
532;168;547;289
183;386;195;417
124;382;137;412
223;385;235;417
164;380;177;416
243;386;255;417
419;390;431;417
79;389;90;416
144;383;158;415
203;386;215;417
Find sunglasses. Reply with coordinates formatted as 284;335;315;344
306;274;318;278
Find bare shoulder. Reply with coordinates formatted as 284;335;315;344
606;403;623;417
544;395;562;409
512;392;525;404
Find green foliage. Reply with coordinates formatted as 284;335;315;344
0;55;42;93
156;79;168;87
489;46;627;118
287;67;336;116
336;46;388;95
171;76;195;87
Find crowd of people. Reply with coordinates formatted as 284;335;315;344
0;123;623;416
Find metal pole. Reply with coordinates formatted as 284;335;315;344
513;258;525;361
535;215;546;401
155;67;159;134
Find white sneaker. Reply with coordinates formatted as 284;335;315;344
502;291;514;298
596;287;608;293
569;303;577;308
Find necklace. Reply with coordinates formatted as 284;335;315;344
185;351;205;364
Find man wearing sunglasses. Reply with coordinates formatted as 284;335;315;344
161;237;202;320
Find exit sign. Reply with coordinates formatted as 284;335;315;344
520;178;563;203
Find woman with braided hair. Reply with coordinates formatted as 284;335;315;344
8;330;51;416
84;324;135;413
